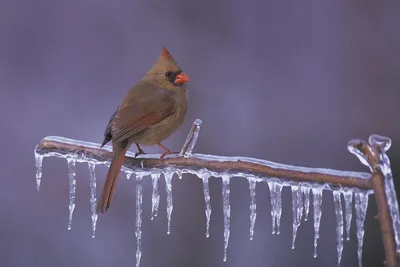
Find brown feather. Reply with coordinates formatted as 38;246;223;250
96;147;126;213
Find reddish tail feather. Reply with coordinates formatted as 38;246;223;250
96;148;126;213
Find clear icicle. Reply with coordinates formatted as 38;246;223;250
333;190;344;265
267;180;283;235
151;173;161;220
312;187;323;258
302;186;311;221
135;173;144;267
199;169;212;238
248;178;257;240
34;152;44;191
222;174;231;262
88;162;98;238
355;191;369;267
176;169;183;180
291;185;303;249
343;189;353;241
67;158;77;231
180;119;202;157
164;170;174;234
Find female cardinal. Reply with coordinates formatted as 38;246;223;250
96;47;190;214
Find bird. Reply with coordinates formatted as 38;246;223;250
96;47;190;214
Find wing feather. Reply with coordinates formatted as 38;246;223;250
110;83;176;144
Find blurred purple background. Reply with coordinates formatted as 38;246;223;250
1;0;400;266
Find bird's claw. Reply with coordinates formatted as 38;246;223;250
134;149;147;158
134;143;147;158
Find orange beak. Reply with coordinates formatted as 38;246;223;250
174;72;190;85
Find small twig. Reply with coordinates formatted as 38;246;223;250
348;137;399;267
371;171;398;267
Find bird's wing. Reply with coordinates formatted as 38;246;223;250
101;110;117;147
110;82;176;144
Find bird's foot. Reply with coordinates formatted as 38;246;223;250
158;143;179;159
135;143;147;158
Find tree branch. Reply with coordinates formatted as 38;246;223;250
35;123;372;191
34;119;400;266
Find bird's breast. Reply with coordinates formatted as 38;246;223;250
134;89;188;145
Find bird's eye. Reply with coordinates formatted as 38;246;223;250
165;72;171;77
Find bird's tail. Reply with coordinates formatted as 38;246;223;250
96;148;126;214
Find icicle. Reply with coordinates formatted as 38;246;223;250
267;180;283;234
88;162;98;238
248;178;257;240
222;174;231;262
126;172;132;180
67;158;77;231
164;170;174;234
355;191;368;267
175;169;183;180
180;119;202;157
135;173;144;267
291;185;303;249
342;189;353;241
151;173;161;220
333;190;344;265
302;186;310;221
199;169;212;238
312;187;323;258
34;152;44;191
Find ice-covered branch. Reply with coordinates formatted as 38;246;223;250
348;136;400;267
33;119;400;267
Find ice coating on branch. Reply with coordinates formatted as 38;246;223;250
342;189;353;241
333;190;344;265
369;135;400;254
291;185;303;249
135;173;144;267
369;134;391;152
35;134;372;182
151;173;161;220
180;119;202;157
312;187;323;258
199;169;212;238
164;169;174;234
88;162;98;238
248;177;257;240
355;191;368;267
67;158;77;230
302;186;311;221
347;139;373;171
267;180;283;235
34;151;44;191
222;174;231;262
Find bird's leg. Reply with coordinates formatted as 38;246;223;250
158;143;179;159
134;143;147;158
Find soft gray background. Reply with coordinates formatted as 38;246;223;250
1;0;399;266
